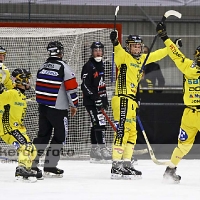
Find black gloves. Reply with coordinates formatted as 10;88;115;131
110;30;119;46
95;98;103;110
156;22;168;41
174;38;182;48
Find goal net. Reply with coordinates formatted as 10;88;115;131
0;23;122;160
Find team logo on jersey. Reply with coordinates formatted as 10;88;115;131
190;94;200;98
40;69;58;76
13;122;19;127
190;61;196;68
130;63;140;68
189;94;194;98
93;71;98;78
43;63;54;68
12;141;20;150
178;128;188;141
130;83;135;88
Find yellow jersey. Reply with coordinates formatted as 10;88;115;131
0;63;13;90
164;38;200;106
0;89;27;136
114;43;168;97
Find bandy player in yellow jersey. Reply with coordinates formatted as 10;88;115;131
156;22;200;183
109;31;168;179
0;68;38;183
0;46;14;150
0;46;13;90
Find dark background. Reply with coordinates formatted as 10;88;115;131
136;93;200;159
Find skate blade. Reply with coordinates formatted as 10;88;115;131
111;173;123;180
43;172;63;178
132;161;138;166
37;176;44;180
31;171;44;180
162;177;180;184
15;176;37;183
122;175;142;180
90;158;102;164
90;159;112;164
101;159;112;164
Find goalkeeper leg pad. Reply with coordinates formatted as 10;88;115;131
15;166;37;183
43;167;64;178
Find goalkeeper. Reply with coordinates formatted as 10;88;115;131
156;21;199;183
0;68;37;182
109;31;169;179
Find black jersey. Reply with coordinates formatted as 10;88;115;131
81;57;109;108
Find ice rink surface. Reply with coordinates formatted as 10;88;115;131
0;159;199;200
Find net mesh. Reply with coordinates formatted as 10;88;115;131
0;26;115;159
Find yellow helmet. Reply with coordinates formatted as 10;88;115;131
12;68;31;86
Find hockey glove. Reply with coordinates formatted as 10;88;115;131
0;83;4;94
104;104;109;111
95;98;103;110
110;30;119;45
174;38;182;48
156;22;168;41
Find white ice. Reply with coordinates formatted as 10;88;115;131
0;159;199;200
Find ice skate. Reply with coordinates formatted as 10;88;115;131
111;161;124;179
15;166;37;183
122;161;142;180
131;157;138;166
43;167;64;178
163;167;181;184
100;147;112;163
31;166;44;180
90;147;103;163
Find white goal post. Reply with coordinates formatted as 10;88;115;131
0;22;122;160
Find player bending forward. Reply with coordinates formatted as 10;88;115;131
0;69;38;182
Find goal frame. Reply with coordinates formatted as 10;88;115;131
0;22;122;159
0;22;122;43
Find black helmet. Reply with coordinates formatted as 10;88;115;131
90;42;104;62
194;46;200;66
90;41;104;50
0;46;6;55
125;35;144;58
12;68;31;86
47;41;64;56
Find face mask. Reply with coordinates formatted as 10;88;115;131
94;57;102;62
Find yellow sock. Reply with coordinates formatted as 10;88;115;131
112;144;124;160
170;147;184;166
